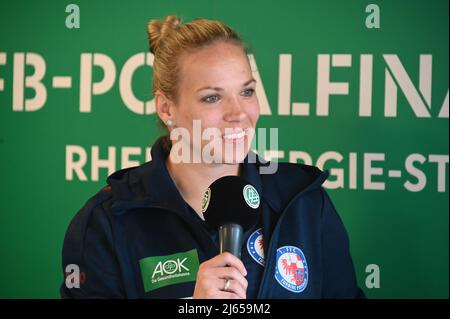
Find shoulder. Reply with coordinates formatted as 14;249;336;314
261;161;327;192
63;186;115;259
63;159;155;254
72;185;114;225
61;186;127;298
274;162;323;181
256;160;329;212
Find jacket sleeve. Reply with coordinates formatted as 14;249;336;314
60;191;125;298
320;188;366;298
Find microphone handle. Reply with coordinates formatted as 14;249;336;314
219;223;243;258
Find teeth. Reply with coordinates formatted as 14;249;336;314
223;129;247;140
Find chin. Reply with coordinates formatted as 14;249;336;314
222;149;249;164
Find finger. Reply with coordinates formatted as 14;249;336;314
211;267;248;291
201;266;248;291
221;252;247;276
196;266;248;299
202;252;247;276
217;278;246;299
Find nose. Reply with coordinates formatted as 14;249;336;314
223;96;246;122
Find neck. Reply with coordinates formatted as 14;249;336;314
166;157;241;218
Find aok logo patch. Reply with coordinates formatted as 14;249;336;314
139;249;199;292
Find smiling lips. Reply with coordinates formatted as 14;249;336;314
222;128;249;142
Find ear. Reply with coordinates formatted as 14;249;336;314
155;91;176;127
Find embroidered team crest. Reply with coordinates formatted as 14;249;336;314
243;184;260;209
274;246;308;293
201;188;211;213
246;228;265;266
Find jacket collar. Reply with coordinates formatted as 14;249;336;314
107;136;329;215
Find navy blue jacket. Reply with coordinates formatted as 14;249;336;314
61;137;364;299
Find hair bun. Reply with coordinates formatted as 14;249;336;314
147;15;181;54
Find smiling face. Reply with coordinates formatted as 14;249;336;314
168;40;260;164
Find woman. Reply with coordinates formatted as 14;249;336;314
61;15;364;299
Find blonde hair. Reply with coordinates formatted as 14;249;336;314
147;15;249;104
147;15;250;151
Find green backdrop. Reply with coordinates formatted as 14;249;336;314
0;0;448;298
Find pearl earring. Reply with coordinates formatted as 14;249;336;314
166;119;174;126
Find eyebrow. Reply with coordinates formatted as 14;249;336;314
196;79;256;92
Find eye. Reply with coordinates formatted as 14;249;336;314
242;88;255;97
202;95;220;103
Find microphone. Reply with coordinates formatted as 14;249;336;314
202;176;261;258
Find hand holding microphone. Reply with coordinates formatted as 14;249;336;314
193;176;261;299
193;252;248;299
